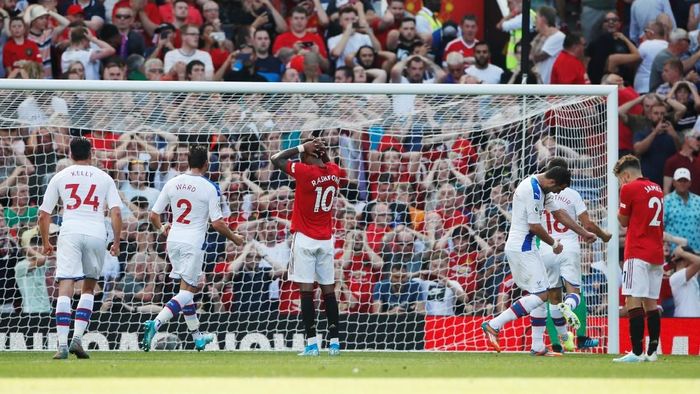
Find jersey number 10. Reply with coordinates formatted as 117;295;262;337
314;186;336;213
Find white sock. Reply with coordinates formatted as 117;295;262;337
548;303;568;339
530;303;547;352
564;293;581;310
72;293;94;340
55;296;71;347
490;294;544;330
155;290;194;330
182;301;200;335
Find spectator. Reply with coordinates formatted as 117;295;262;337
365;201;391;253
253;28;282;82
443;15;479;65
229;241;284;313
474;138;516;187
381;226;425;273
587;12;635;84
634;21;668;93
147;23;177;61
334;65;353;83
200;22;230;72
530;6;565;84
222;45;268;82
101;56;126;80
656;58;685;96
669;246;700;317
2;17;41;73
371;0;407;50
580;0;616;45
414;0;442;52
0;210;21;314
664;128;700;195
159;0;202;28
387;17;419;61
230;0;288;35
272;6;328;71
650;28;700;93
3;182;36;229
111;5;146;60
164;24;213;80
390;55;445;84
281;66;300;82
341;230;383;313
629;0;675;44
185;59;205;81
418;249;468;316
60;0;105;32
667;81;700;130
328;6;379;69
120;160;160;209
464;42;505;84
14;224;56;314
1;0;18;18
24;4;69;78
60;26;115;80
442;51;464;84
300;51;330;82
143;58;164;81
497;0;533;73
550;32;588;85
664;168;700;250
371;263;423;313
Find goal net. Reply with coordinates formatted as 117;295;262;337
0;81;619;353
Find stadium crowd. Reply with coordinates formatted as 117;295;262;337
0;0;699;321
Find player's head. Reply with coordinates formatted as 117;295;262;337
69;137;92;161
188;145;209;171
540;165;571;193
546;157;568;171
613;155;642;185
300;137;323;165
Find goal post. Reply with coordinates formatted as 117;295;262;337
0;80;619;353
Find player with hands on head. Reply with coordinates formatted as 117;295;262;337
270;137;343;356
141;145;244;352
38;137;122;360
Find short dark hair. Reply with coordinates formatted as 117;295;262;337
70;137;92;161
474;41;489;51
544;166;571;187
290;6;309;16
254;28;269;38
336;65;354;81
613;155;641;176
563;32;582;49
664;58;684;75
339;6;358;17
538;6;557;27
186;59;205;76
377;173;392;184
462;14;477;24
389;263;405;272
174;0;189;7
70;27;88;45
547;157;568;171
188;145;209;169
401;17;416;26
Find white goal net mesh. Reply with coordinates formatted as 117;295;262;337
0;85;611;352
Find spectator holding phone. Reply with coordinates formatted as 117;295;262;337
164;24;213;80
252;28;282;82
272;6;328;71
372;263;423;314
220;44;267;82
328;5;380;69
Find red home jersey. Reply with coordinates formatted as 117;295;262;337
286;161;341;240
619;178;664;264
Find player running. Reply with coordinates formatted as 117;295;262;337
141;145;244;352
482;165;596;355
540;158;612;352
38;137;123;359
270;137;342;356
613;155;664;363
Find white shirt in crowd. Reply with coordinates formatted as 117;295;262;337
163;49;215;80
535;31;565;84
505;175;559;252
634;39;668;93
328;32;372;68
417;278;459;316
540;187;587;255
670;268;700;317
39;164;121;240
120;182;162;210
151;173;223;248
60;47;103;80
465;63;505;84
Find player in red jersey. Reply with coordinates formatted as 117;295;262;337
270;137;342;356
613;155;664;363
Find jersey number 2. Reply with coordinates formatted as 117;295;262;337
648;196;662;227
65;184;99;211
175;199;192;224
314;186;336;213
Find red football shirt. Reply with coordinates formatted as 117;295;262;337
2;38;42;70
443;37;478;62
286;161;341;240
550;50;588;85
618;87;641;152
272;31;328;59
619;178;664;264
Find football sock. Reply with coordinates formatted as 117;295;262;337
490;294;544;330
548;303;569;340
646;309;661;356
628;307;645;356
564;293;581;310
323;292;340;340
574;289;588;337
182;301;201;336
72;293;94;341
155;290;194;330
55;296;71;347
530;303;547;352
300;290;317;339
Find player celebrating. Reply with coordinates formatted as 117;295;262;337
38;137;123;360
481;165;596;355
270;137;342;356
142;145;244;352
613;155;664;363
540;158;612;352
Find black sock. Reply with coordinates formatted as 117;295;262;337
628;307;645;356
646;309;661;356
323;292;340;340
300;291;316;339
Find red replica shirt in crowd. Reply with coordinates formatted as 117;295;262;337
272;31;328;59
619;177;664;264
443;37;478;62
449;250;479;295
618;86;642;152
345;254;381;313
366;223;389;253
2;38;42;70
286;161;341;240
550;50;588;85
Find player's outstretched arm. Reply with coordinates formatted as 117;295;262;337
211;219;245;246
578;211;612;242
109;207;123;256
552;209;596;243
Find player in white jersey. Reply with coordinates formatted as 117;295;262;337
482;165;596;355
38;137;123;360
539;158;612;352
141;145;244;352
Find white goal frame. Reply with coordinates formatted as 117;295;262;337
0;80;620;354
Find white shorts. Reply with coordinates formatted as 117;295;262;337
542;252;581;288
56;233;107;280
505;250;551;294
288;232;335;285
167;241;205;287
622;258;663;299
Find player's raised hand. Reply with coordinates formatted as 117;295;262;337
582;231;597;244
